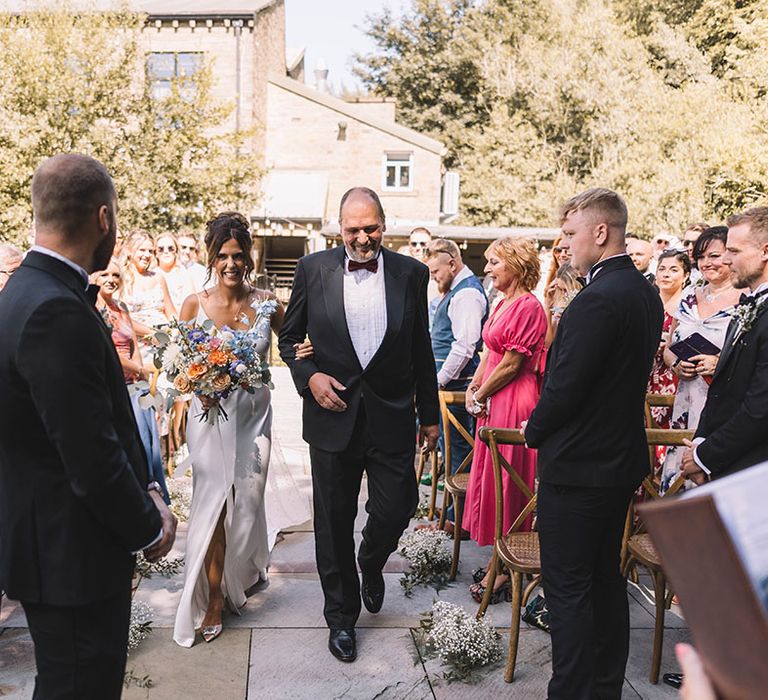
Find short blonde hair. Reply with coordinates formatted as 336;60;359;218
486;236;541;292
728;206;768;244
424;238;460;260
560;188;628;231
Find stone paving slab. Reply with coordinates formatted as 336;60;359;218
122;628;251;700
247;628;434;700
0;628;35;699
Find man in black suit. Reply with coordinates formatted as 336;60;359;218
0;154;177;699
681;206;768;482
279;187;439;662
523;188;663;699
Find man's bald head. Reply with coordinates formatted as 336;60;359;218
32;154;116;238
626;237;653;273
338;187;385;224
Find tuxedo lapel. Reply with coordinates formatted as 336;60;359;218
713;317;739;381
367;250;406;370
320;248;359;368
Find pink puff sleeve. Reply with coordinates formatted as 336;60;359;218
499;295;547;357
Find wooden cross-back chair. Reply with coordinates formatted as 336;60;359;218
475;426;538;684
435;391;474;580
415;449;440;520
622;427;695;684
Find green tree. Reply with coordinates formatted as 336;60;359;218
0;2;261;245
356;0;768;234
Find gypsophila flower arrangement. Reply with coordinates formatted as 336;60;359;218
415;601;502;683
398;529;452;596
128;600;154;652
729;293;768;342
135;551;184;579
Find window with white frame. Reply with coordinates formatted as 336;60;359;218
146;52;203;101
383;152;413;191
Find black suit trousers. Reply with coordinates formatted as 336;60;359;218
21;578;132;700
537;482;635;700
309;405;418;629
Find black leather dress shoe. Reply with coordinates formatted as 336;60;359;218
328;628;356;662
361;569;385;613
662;672;683;689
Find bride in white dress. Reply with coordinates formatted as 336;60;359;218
173;214;311;647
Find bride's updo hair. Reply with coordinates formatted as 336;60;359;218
204;212;255;284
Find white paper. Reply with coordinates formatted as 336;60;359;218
682;461;768;614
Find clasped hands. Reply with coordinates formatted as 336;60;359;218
308;371;439;452
143;490;178;563
680;438;708;486
674;354;718;380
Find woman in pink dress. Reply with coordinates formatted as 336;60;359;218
462;236;547;603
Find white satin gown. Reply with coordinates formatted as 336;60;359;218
173;302;309;647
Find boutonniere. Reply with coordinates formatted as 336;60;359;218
729;294;768;343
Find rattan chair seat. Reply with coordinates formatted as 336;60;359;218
497;532;541;571
445;472;470;493
627;533;661;569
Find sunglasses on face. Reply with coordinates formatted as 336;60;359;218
156;246;176;253
410;241;429;247
344;224;381;236
683;240;697;247
180;244;196;251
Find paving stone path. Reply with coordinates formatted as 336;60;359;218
0;368;689;699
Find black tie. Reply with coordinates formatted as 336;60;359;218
576;276;587;288
85;284;100;306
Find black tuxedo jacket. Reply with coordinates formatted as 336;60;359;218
278;246;439;453
525;256;664;488
695;299;768;477
0;252;162;605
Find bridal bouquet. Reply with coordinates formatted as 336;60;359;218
151;317;273;424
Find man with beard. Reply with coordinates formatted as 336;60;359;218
422;239;488;534
0;154;176;699
279;187;439;662
681;206;768;482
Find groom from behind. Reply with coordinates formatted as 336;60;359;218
524;189;663;699
0;154;176;700
279;187;439;662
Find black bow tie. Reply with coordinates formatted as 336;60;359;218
85;284;100;306
738;289;768;307
348;258;378;273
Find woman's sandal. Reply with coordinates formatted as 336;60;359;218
471;567;486;584
469;579;511;605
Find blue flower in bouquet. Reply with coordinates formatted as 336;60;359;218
187;328;207;344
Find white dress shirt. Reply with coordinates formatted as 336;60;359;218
343;252;387;369
436;266;487;387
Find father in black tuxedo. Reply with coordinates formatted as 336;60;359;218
279;187;439;662
681;206;768;482
0;154;177;699
523;189;663;699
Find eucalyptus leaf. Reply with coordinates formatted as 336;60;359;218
154;331;170;345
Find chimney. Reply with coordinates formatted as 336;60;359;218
314;58;329;93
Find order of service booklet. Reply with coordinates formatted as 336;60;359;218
639;461;768;700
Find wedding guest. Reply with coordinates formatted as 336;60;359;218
463;236;547;603
407;227;432;262
420;239;488;535
682;206;768;482
94;259;170;503
626;237;655;284
177;230;210;291
661;227;738;492
647;249;690;431
682;222;709;284
544;262;582;348
120;231;176;359
155;233;195;311
524;188;663;700
0;153;176;700
0;243;22;292
543;234;571;291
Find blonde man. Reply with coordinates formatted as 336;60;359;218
523;188;664;700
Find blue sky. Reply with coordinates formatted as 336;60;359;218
284;0;405;92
